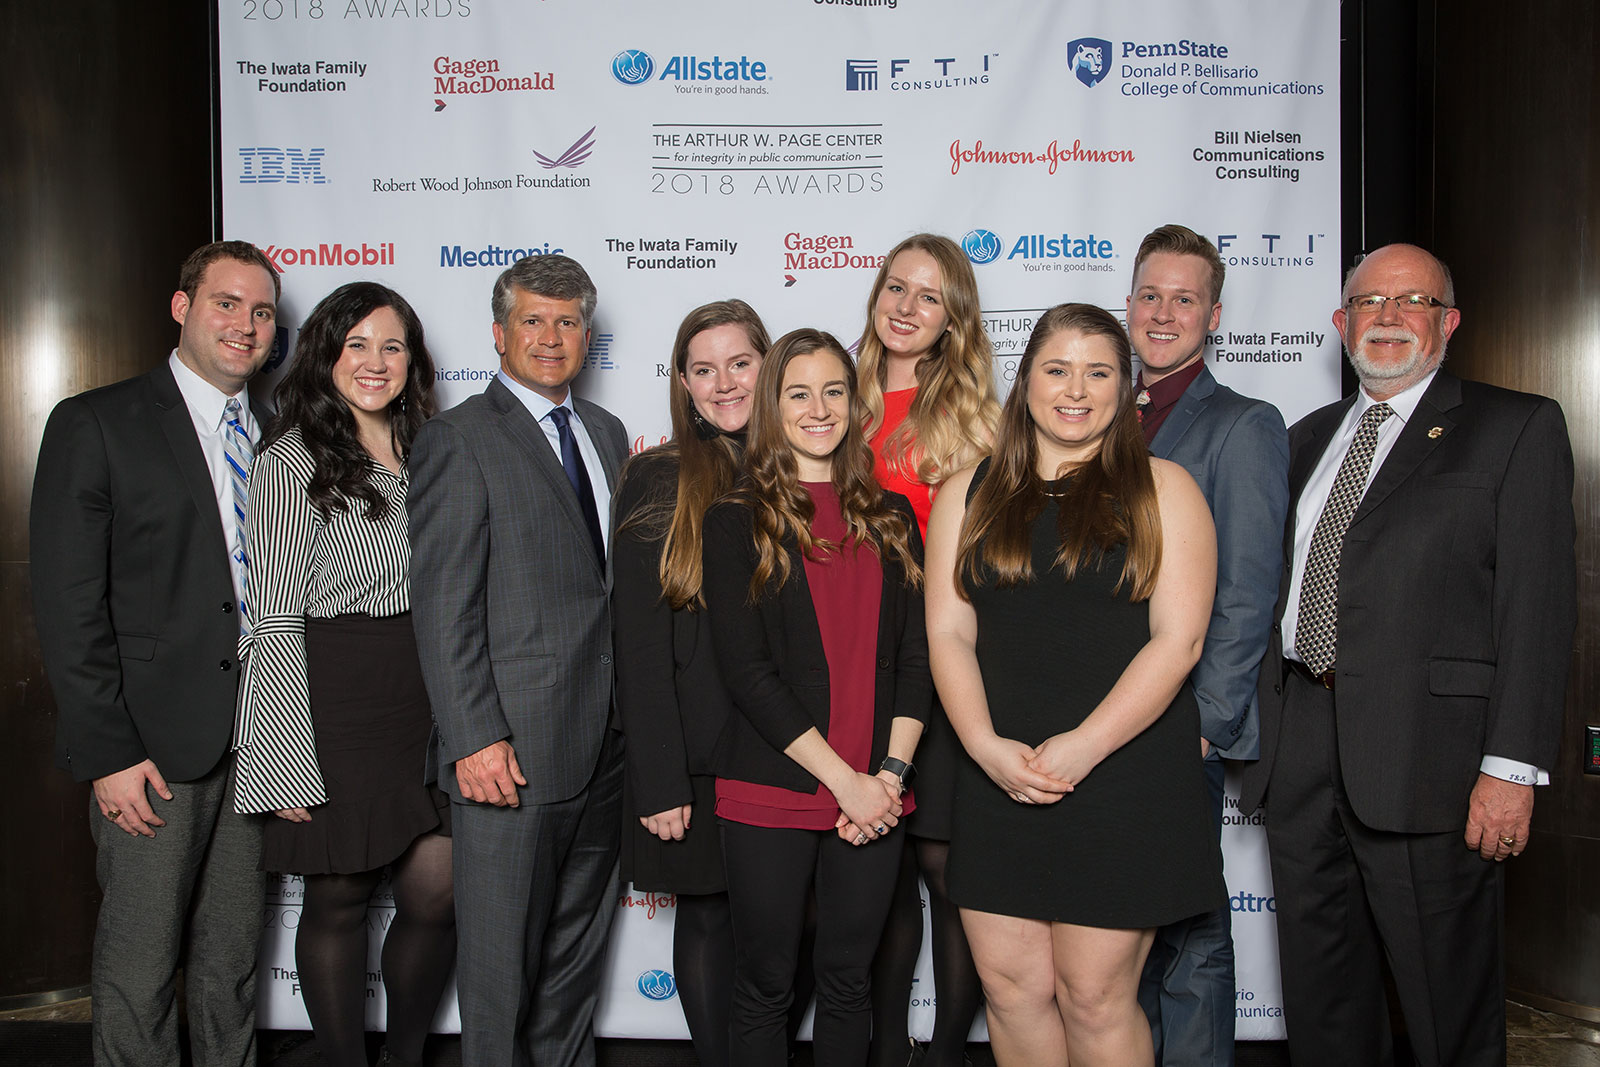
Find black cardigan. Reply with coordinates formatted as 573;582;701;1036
612;450;739;817
700;490;932;793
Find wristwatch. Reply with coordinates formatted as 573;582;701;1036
878;756;916;790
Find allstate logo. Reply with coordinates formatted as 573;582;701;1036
1067;37;1113;88
962;229;1003;265
612;50;654;85
636;969;677;1000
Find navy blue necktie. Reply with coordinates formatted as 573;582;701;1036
548;406;606;563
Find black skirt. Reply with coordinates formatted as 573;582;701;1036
261;613;449;876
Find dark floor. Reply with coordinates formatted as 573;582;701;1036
1;999;1596;1066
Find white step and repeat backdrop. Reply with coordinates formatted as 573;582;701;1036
220;0;1339;1042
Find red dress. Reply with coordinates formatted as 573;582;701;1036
870;388;933;539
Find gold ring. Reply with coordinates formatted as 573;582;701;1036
1499;835;1516;847
105;808;122;820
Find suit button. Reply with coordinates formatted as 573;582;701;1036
223;601;234;614
220;659;233;671
1273;684;1282;694
600;653;612;665
877;657;890;669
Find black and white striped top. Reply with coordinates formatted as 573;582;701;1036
232;427;413;813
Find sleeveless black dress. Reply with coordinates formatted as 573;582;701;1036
946;463;1225;927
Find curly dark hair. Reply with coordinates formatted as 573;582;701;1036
262;282;437;521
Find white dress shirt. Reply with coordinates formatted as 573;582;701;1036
496;370;612;554
168;350;256;609
1281;368;1543;786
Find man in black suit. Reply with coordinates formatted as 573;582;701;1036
408;254;629;1067
31;241;279;1066
1240;243;1576;1067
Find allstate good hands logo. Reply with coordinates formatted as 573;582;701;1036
612;50;654;85
1067;37;1112;88
637;969;677;1000
962;229;1002;264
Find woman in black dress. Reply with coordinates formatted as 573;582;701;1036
923;304;1221;1067
613;299;769;1067
703;329;931;1066
234;283;454;1067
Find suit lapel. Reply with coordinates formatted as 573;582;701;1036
487;378;605;576
149;363;232;567
574;397;622;492
1352;372;1462;523
1148;365;1216;460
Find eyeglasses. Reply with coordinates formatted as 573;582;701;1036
1344;293;1451;315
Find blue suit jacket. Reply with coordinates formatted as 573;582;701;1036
1148;364;1289;760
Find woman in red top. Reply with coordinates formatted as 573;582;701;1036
702;328;931;1066
856;234;1000;1067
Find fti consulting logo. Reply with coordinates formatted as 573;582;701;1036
1067;37;1113;87
962;229;1003;265
845;59;878;91
612;50;654;85
636;969;677;1001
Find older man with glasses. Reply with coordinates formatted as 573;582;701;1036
1239;243;1577;1067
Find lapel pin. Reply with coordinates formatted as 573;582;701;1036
1427;426;1443;439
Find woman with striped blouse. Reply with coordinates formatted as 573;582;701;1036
234;282;453;1067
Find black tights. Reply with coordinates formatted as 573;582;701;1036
296;832;456;1067
673;890;819;1067
868;839;984;1067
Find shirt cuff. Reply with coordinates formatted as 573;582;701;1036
1479;755;1549;786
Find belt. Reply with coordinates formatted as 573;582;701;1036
1286;658;1335;690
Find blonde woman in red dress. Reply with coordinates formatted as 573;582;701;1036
855;234;1000;1067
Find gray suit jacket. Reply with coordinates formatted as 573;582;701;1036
1148;364;1289;760
407;377;628;804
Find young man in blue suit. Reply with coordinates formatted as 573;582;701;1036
1127;225;1290;1067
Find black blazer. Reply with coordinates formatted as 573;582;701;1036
31;362;270;783
701;491;932;793
612;449;740;815
1241;371;1576;832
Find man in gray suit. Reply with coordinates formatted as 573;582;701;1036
408;254;628;1067
1127;225;1289;1067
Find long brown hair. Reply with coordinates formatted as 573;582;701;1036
855;234;1000;487
617;299;770;610
956;304;1161;600
732;328;922;601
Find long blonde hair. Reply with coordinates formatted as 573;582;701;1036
855;233;1000;487
731;329;922;602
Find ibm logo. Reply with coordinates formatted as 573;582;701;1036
239;148;327;185
583;333;617;372
845;60;878;91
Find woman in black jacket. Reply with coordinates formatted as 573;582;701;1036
613;300;769;1067
702;328;931;1066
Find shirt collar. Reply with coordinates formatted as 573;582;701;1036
1135;358;1206;410
1353;367;1438;427
168;350;251;432
497;369;573;423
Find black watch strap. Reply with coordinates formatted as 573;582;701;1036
878;756;916;789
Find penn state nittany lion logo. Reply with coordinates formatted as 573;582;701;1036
1067;37;1112;88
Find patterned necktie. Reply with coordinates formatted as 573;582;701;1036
1293;402;1393;674
223;398;254;636
548;406;606;563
